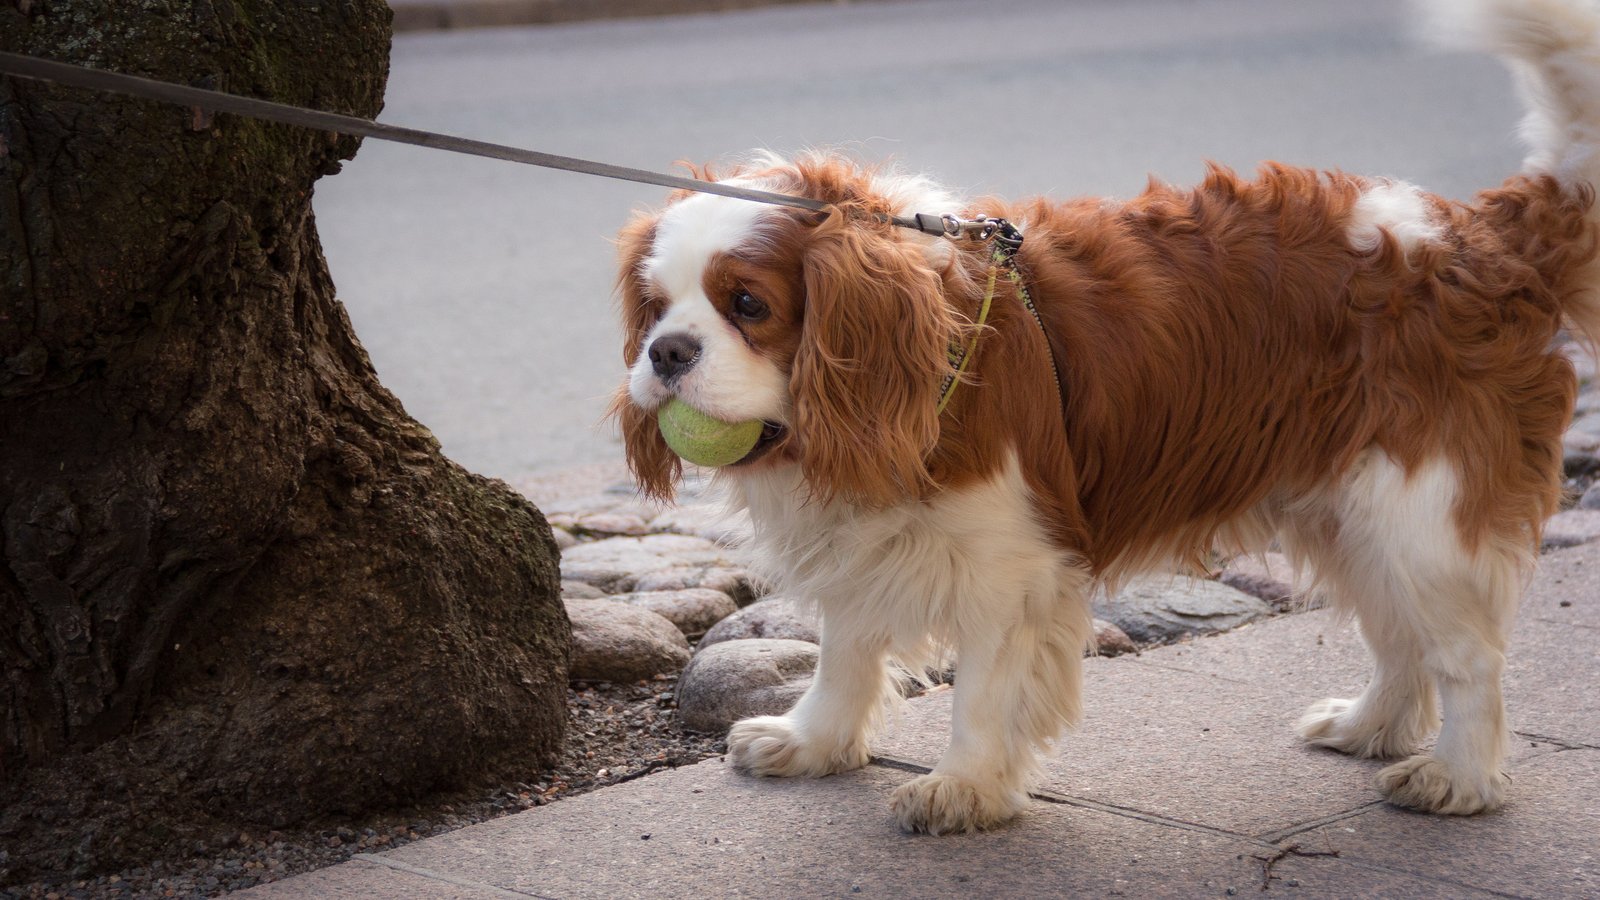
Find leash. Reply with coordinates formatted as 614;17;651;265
0;51;1063;416
934;218;1067;421
0;51;937;231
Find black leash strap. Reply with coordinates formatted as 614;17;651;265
0;50;946;231
1;52;1063;418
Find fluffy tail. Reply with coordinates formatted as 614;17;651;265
1419;0;1600;343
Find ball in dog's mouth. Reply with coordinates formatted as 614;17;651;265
656;399;763;467
728;421;787;467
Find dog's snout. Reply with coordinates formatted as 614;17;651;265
648;333;702;381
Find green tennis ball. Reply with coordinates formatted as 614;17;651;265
657;399;764;468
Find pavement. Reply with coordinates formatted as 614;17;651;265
241;540;1599;898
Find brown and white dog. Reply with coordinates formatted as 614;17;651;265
612;0;1600;833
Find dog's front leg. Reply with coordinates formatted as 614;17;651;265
890;579;1092;834
726;612;892;778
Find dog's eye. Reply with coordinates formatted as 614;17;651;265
732;291;769;322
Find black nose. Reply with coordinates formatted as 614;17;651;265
648;334;702;381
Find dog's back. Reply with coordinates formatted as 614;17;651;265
977;160;1591;582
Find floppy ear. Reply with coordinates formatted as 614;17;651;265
608;213;681;502
792;218;957;507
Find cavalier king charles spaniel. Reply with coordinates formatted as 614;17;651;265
612;0;1600;833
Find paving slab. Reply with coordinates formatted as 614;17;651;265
872;659;1394;839
239;856;518;898
247;543;1599;897
1234;851;1517;900
1277;749;1600;898
249;763;1292;898
247;752;1543;899
1503;617;1600;748
1524;542;1600;632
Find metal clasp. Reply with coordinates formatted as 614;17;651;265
939;214;1003;241
943;215;1024;262
906;212;1023;259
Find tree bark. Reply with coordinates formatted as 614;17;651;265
0;0;569;879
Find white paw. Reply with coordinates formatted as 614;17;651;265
726;715;869;778
1296;697;1422;759
888;773;1026;835
1376;754;1508;815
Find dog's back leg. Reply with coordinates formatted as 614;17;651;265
1294;615;1439;762
1288;450;1521;814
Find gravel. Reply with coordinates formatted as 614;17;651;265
1;677;725;899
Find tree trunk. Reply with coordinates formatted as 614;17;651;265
0;0;569;880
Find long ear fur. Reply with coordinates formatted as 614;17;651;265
608;212;681;501
793;214;957;507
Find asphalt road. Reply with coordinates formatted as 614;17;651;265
313;0;1524;480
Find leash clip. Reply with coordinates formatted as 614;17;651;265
908;212;1025;259
938;213;1002;241
942;214;1024;261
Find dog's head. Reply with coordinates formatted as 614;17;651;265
612;154;969;507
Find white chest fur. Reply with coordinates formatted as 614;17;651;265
725;452;1089;665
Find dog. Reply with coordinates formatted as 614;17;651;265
611;0;1600;834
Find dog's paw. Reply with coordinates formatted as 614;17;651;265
888;773;1026;835
1296;697;1422;759
1375;754;1508;815
726;715;869;778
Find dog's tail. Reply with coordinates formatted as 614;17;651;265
1419;0;1600;344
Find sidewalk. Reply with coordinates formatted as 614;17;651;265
241;542;1597;897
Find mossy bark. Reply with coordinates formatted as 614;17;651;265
0;0;569;880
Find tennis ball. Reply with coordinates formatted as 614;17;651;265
657;398;764;467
